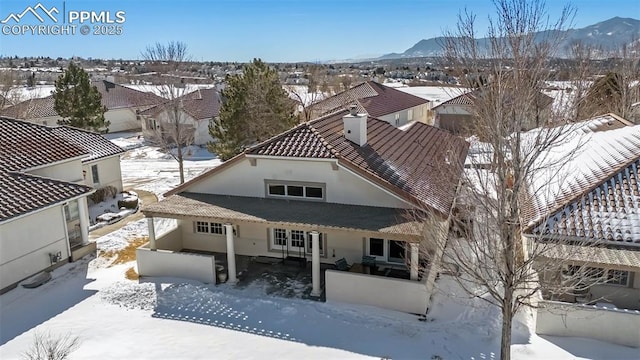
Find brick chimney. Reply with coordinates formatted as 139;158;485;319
343;104;367;146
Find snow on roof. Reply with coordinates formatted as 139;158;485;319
391;86;469;104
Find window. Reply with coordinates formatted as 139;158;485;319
608;269;630;286
290;230;305;248
266;181;325;201
306;232;325;256
91;164;99;184
210;223;224;235
64;201;79;222
195;221;209;234
394;113;400;126
408;109;414;121
369;238;384;257
273;228;287;247
388;240;405;263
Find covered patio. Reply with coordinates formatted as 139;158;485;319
137;193;438;313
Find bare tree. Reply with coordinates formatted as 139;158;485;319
23;332;81;360
414;2;619;359
285;65;331;122
140;41;193;184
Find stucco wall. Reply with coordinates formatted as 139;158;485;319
156;227;184;252
325;270;429;314
105;108;140;133
83;155;123;191
0;206;69;291
136;246;216;284
536;300;640;347
194;117;214;145
186;157;409;209
28;159;84;183
378;103;430;127
588;278;640;310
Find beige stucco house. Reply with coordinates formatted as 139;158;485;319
309;81;431;128
138;108;469;314
0;80;164;133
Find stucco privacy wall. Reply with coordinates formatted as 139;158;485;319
179;219;374;265
186;157;410;209
105;108;140;133
589;281;640;310
536;300;640;347
325;270;430;314
83;156;123;191
0;206;69;291
137;246;216;284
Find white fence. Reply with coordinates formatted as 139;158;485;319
325;270;429;314
136;246;216;284
536;300;640;348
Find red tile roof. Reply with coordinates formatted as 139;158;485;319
0;117;93;222
0;96;58;119
51;126;124;162
139;87;221;121
310;81;429;118
247;110;469;215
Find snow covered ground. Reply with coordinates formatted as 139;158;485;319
1;133;636;359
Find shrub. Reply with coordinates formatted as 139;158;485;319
88;185;118;204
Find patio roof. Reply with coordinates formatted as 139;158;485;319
143;193;425;239
540;243;640;271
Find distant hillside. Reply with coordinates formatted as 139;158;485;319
379;17;640;59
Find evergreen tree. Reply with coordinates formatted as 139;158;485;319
208;58;296;160
53;63;108;132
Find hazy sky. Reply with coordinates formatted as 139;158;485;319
1;0;639;62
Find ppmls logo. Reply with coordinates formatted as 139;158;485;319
2;2;126;36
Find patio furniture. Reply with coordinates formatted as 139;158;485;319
348;263;364;273
335;257;350;271
362;255;377;274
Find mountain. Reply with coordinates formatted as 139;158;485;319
379;17;640;59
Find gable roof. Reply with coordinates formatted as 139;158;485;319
522;114;640;247
0;117;93;222
139;87;221;121
50;126;124;162
434;88;553;110
309;81;429;118
0;80;164;120
172;110;469;216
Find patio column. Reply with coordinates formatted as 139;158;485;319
224;223;237;283
310;231;321;297
147;217;157;251
78;197;89;245
410;243;419;281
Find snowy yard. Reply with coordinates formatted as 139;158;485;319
0;133;637;359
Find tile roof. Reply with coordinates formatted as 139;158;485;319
0;80;164;119
247;110;469;215
523;115;640;247
434;89;553;110
310;81;429;118
0;117;93;222
143;193;424;238
51;126;124;162
0;117;88;171
139;87;221;121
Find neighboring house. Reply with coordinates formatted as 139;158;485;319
51;126;125;192
0;80;164;133
139;87;221;145
433;89;553;135
0;94;12;109
0;117;97;294
138;108;469;314
516;114;640;347
309;81;431;128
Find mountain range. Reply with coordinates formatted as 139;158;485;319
378;17;640;60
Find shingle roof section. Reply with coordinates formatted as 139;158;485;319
139;87;221;121
310;81;429;118
143;193;423;237
0;117;93;222
51;126;124;162
248;110;469;215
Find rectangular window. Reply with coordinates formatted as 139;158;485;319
195;221;209;234
268;184;286;196
306;232;325;256
273;228;287;247
388;240;405;263
211;223;224;235
91;164;99;184
608;269;630;286
266;181;325;201
64;200;80;221
408;109;414;121
290;230;305;248
369;238;384;257
287;185;304;197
